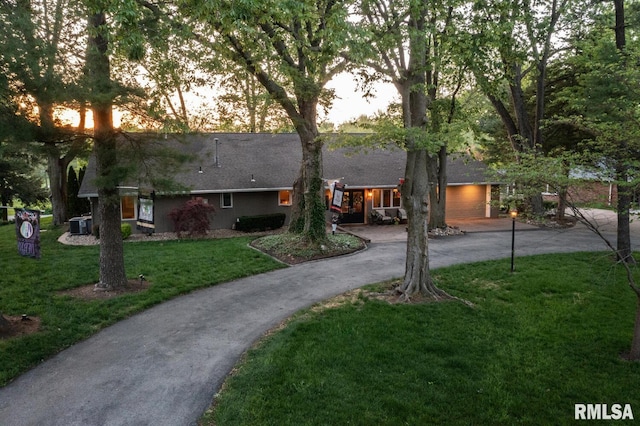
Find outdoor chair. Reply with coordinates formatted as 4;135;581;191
373;209;393;224
397;208;408;223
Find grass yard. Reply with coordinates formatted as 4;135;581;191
206;252;640;425
0;218;285;386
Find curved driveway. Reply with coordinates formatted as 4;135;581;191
0;215;637;426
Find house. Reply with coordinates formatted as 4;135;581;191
78;133;501;234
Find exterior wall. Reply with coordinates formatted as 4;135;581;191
542;182;617;208
212;191;292;230
155;191;293;232
87;184;495;234
88;191;293;234
568;181;616;207
445;185;489;220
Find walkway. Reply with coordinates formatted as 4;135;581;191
0;212;637;426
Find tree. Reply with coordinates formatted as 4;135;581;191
214;67;293;133
465;0;582;216
490;0;640;360
0;140;49;216
0;0;91;225
0;77;48;218
80;0;195;289
66;165;91;218
514;150;640;360
85;4;128;289
180;0;355;242
354;0;470;299
118;14;216;132
558;0;640;263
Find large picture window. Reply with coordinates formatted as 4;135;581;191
372;189;401;209
121;196;137;219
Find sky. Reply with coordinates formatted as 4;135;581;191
55;72;399;129
322;73;398;125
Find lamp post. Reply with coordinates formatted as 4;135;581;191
510;209;518;273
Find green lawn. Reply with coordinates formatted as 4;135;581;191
206;252;640;425
0;219;285;386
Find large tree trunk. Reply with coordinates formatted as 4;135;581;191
47;150;68;225
95;134;127;289
39;101;69;226
396;3;447;300
288;99;326;242
613;0;633;264
299;136;325;241
400;150;449;301
428;146;447;229
616;165;634;263
88;11;127;289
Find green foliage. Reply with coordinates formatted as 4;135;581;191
0;140;48;207
214;68;295;133
179;0;357;242
66;166;91;219
563;38;640;157
307;177;327;241
120;222;132;239
235;213;286;232
209;252;640;425
253;232;363;260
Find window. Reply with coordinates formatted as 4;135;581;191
372;189;401;209
221;193;233;208
121;196;137;219
278;190;292;206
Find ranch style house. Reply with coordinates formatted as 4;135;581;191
77;133;501;234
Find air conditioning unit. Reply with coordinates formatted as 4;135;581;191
69;217;92;235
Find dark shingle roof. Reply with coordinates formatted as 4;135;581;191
78;133;493;196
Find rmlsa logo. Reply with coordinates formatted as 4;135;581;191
575;404;634;420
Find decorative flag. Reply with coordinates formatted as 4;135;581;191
330;182;345;213
15;208;41;259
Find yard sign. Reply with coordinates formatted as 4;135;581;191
15;208;40;259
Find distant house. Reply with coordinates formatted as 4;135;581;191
78;133;500;234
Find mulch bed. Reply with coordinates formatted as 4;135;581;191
57;279;151;300
0;315;41;340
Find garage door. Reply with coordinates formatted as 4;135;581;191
445;185;487;219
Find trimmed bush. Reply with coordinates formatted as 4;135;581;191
92;223;131;239
235;213;286;232
120;223;132;240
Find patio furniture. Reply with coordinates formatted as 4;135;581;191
372;209;393;224
397;208;408;223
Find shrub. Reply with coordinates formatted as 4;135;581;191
235;213;286;232
91;223;130;239
169;197;216;237
120;223;132;240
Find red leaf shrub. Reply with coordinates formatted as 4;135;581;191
168;197;216;237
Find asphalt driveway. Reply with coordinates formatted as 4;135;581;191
0;210;637;426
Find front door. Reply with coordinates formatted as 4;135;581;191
341;190;365;224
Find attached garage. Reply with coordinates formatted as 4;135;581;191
445;184;491;220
